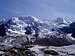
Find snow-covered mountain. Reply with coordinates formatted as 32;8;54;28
0;16;50;35
0;16;74;35
0;16;75;40
0;16;75;50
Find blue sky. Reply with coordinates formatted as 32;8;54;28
0;0;75;19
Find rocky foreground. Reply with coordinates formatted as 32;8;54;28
30;45;75;56
0;43;75;56
0;33;74;56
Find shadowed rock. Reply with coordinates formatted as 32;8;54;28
35;37;72;46
25;26;32;35
44;49;59;55
58;22;75;38
0;24;6;36
69;22;75;38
